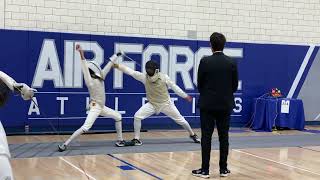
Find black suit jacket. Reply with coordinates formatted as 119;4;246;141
197;52;238;111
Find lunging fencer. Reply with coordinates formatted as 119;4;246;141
0;71;37;180
113;60;201;146
58;45;125;151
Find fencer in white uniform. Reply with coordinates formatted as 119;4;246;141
114;60;200;146
58;45;125;151
0;71;37;180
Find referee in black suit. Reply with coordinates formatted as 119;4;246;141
192;32;238;178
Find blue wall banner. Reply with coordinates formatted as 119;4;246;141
0;29;318;134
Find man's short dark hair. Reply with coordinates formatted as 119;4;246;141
210;32;226;51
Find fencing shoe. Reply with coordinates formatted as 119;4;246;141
58;144;67;152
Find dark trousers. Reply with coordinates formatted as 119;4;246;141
200;109;230;171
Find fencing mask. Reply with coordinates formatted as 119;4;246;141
87;61;103;80
145;60;160;82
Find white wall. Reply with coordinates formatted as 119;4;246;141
0;0;4;28
1;0;320;43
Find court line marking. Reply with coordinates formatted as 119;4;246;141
233;149;320;176
298;146;320;153
60;157;97;180
107;154;163;180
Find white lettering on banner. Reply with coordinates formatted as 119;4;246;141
281;100;290;114
170;97;178;103
115;97;126;114
57;97;68;115
28;97;40;115
33;40;104;88
142;97;148;105
193;47;243;86
193;47;212;86
142;45;169;75
32;40;243;90
192;97;196;114
85;97;126;114
30;39;244;119
169;46;194;90
86;97;90;114
72;41;104;88
224;48;243;58
238;80;242;90
114;43;143;89
32;39;64;88
233;97;243;113
64;41;75;88
28;96;243;117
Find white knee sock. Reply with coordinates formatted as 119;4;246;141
64;128;84;146
180;120;194;136
0;156;14;180
115;121;123;141
134;118;142;139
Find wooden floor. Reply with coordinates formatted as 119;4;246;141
8;126;320;180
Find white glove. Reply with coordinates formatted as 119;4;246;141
14;83;37;100
109;51;124;63
13;82;24;90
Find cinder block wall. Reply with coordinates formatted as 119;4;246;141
1;0;319;43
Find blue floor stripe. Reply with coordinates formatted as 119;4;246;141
118;165;136;171
229;129;248;133
302;129;320;134
107;154;163;180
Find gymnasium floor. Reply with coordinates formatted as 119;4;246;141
8;126;320;180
